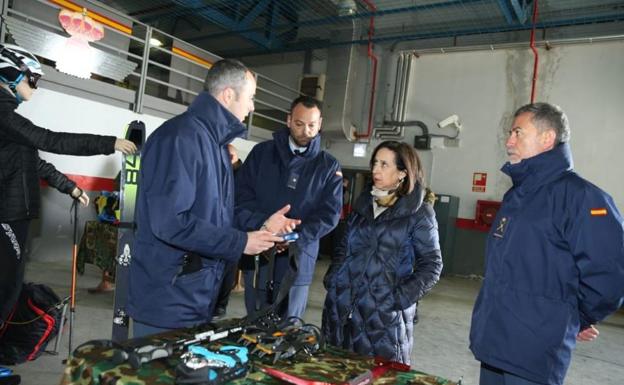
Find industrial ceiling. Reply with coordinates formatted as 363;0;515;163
94;0;624;58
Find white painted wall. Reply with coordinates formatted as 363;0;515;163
324;41;624;218
401;41;624;218
18;87;258;176
404;48;511;219
17;88;166;178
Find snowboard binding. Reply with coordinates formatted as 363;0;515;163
239;316;323;363
175;345;249;385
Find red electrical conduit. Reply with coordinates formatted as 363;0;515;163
529;0;539;103
356;0;377;139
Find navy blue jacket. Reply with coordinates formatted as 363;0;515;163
470;143;624;385
235;128;342;285
322;185;442;364
128;92;248;329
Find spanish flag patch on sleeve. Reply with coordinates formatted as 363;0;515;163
590;208;608;216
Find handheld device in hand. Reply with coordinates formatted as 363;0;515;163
0;367;13;377
280;232;299;242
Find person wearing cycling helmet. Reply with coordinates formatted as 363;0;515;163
0;43;137;326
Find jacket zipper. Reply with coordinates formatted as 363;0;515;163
22;172;30;216
345;244;376;324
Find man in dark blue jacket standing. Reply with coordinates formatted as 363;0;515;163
236;96;342;318
128;59;289;338
470;103;624;385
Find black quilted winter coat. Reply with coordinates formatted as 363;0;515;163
322;184;442;365
0;88;116;222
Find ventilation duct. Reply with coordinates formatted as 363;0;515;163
334;0;357;16
374;52;414;139
322;20;360;142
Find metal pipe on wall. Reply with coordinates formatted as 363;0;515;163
355;0;378;140
376;52;413;139
529;0;539;103
375;52;404;136
391;53;405;123
0;0;8;43
134;26;152;114
322;19;360;142
380;52;404;135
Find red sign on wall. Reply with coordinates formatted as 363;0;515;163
472;172;487;192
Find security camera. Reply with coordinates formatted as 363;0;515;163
438;114;462;129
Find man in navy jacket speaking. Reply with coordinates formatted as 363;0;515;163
469;103;624;385
235;95;343;319
128;59;292;337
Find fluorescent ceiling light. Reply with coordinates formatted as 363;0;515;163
353;143;367;158
149;37;163;47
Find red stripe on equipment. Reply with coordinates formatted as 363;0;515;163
25;298;55;361
40;173;116;191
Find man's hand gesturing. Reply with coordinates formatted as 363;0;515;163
263;204;301;234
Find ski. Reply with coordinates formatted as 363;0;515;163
111;120;145;342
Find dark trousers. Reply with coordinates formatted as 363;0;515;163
242;253;309;319
0;220;30;324
243;264;266;316
480;363;547;385
215;260;238;311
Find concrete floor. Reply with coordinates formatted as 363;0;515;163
10;257;624;385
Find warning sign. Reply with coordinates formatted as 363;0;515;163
472;172;487;193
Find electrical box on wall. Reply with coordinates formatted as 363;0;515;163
475;200;501;228
414;135;431;150
299;74;326;102
433;194;459;275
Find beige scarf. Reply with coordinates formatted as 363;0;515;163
371;185;399;207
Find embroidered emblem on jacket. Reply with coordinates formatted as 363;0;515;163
493;217;508;238
590;208;607;216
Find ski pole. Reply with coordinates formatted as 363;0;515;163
68;198;79;359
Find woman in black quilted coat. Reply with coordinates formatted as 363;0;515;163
322;141;442;365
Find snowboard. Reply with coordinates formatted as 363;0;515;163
111;120;145;342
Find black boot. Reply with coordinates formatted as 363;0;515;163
212;306;226;321
0;375;20;385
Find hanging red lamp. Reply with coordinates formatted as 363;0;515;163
56;8;104;79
